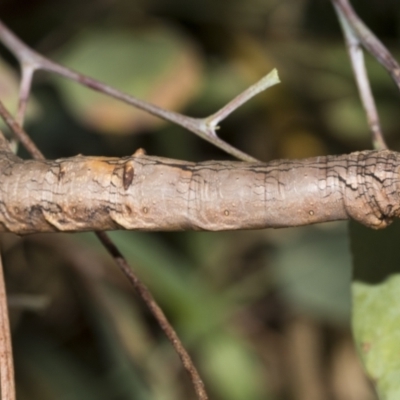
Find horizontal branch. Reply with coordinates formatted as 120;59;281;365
0;150;399;235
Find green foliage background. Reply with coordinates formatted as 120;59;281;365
1;0;400;399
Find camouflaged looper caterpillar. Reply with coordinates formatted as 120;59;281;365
0;149;399;234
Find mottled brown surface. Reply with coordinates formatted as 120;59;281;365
0;150;399;234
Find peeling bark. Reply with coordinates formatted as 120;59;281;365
0;149;399;234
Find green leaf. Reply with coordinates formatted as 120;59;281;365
350;219;400;399
52;26;202;134
200;333;270;400
272;223;351;324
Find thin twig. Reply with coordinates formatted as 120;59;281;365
0;253;16;400
96;232;209;400
16;64;36;126
206;69;280;128
0;130;12;153
9;64;36;154
0;100;44;160
332;1;387;150
0;19;282;162
332;0;400;90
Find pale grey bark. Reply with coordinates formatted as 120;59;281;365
0;149;399;234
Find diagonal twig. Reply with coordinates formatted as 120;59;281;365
332;0;387;150
96;232;208;400
0;100;44;159
0;19;280;162
332;0;400;90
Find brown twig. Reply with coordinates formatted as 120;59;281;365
332;0;400;91
0;100;44;159
0;130;12;153
0;253;15;400
96;232;208;400
332;0;387;150
0;19;282;162
0;129;15;400
16;64;35;126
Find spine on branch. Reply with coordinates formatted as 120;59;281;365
0;149;399;234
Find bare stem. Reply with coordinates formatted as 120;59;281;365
0;99;44;159
16;64;36;126
333;1;387;150
0;19;280;162
332;0;400;90
0;253;15;400
0;130;12;153
9;64;36;154
96;232;209;400
206;69;280;128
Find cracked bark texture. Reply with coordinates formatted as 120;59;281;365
0;149;399;234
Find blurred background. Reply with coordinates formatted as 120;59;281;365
0;0;400;399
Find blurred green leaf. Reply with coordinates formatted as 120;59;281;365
80;231;273;399
350;220;400;400
52;26;202;134
323;98;398;141
272;223;351;324
201;333;270;400
80;232;232;341
82;284;152;400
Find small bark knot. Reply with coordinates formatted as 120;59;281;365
122;162;134;190
133;148;146;157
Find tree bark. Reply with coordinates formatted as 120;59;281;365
0;149;399;235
